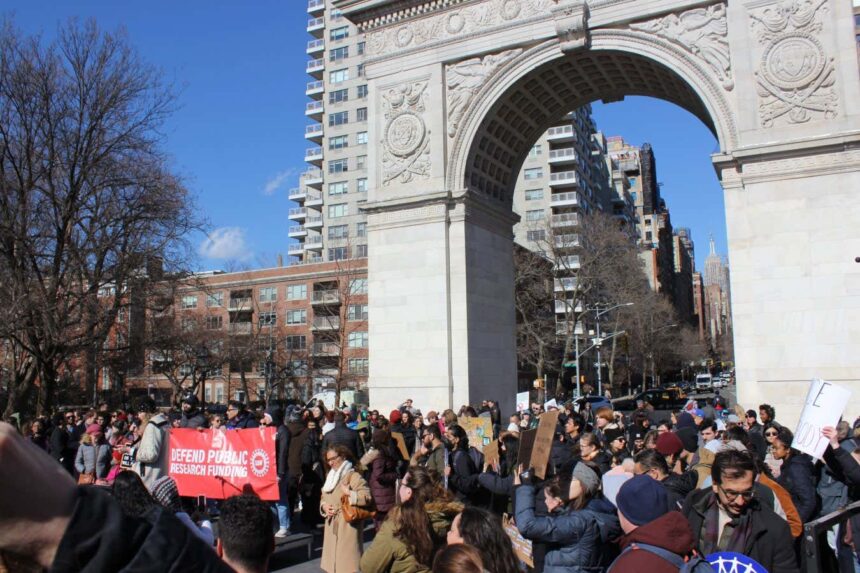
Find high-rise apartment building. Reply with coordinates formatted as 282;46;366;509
292;0;369;263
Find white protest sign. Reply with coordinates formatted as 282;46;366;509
793;379;852;460
544;398;559;411
516;391;530;413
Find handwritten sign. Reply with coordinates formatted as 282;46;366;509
518;429;537;468
516;392;530;413
460;416;493;449
483;441;500;471
503;515;534;568
530;410;559;479
793;378;852;460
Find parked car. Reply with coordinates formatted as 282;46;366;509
575;395;613;412
612;388;688;412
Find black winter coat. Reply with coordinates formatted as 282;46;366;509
275;425;290;478
777;454;818;522
448;447;480;503
286;422;308;477
321;422;362;459
180;409;208;429
662;470;698;511
226;411;259;430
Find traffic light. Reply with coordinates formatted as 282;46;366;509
533;378;544;389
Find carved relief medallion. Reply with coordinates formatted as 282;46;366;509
381;81;431;186
749;0;837;127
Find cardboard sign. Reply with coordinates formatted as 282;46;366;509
516;391;530;413
518;429;537;468
392;432;410;460
460;416;493;449
483;440;500;471
503;515;534;568
530;410;559;479
794;379;852;460
168;428;278;500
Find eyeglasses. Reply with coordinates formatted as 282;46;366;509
718;485;755;502
764;431;778;437
325;454;340;463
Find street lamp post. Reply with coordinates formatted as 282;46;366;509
590;302;634;396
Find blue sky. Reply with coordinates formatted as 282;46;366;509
5;1;727;271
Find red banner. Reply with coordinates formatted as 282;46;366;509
168;428;278;501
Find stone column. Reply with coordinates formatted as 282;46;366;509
364;191;518;417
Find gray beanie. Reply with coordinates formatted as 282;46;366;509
572;462;600;495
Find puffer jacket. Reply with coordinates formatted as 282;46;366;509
515;484;621;573
362;448;398;512
777;453;818;522
359;500;463;573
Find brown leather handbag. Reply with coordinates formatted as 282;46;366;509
77;472;96;485
340;494;376;523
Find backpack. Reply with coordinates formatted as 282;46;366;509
454;447;484;473
612;542;714;573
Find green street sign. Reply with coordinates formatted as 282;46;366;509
563;362;577;368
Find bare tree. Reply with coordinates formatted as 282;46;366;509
0;20;199;417
514;245;560;384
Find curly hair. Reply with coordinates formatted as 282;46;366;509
457;506;520;573
111;471;158;517
219;494;274;571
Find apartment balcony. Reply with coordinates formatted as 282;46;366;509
305;123;323;141
617;158;640;172
554;255;581;270
551;191;580;207
305;235;323;251
288;242;305;256
306;80;324;98
554;300;584;314
228;322;252;335
305;147;323;164
306;58;325;78
550;213;579;228
302;169;323;188
288;225;307;238
548;148;577;164
307;17;325;36
554;233;580;249
305;191;323;207
305;215;323;228
307;0;325;14
307;39;325;54
546;125;575;142
288;187;307;202
312;290;340;305
312;316;340;330
549;171;579;188
228;298;252;310
556;321;585;336
311;342;339;356
288;207;308;221
305;100;324;116
554;277;578;292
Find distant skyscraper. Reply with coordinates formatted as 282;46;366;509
703;236;730;294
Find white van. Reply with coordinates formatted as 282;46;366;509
695;373;713;391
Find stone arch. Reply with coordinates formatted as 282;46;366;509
447;30;739;205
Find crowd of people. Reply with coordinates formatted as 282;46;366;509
2;392;860;573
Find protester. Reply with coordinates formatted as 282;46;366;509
578;432;612;474
759;404;779;428
74;423;112;483
225;400;259;430
412;423;445;475
361;429;399;530
361;465;462;573
769;427;817;523
448;506;521;573
133;397;170;491
605;428;631;468
681;449;798;572
112;470;160;517
609;474;697;573
515;462;621;572
320;444;372;573
151;475;215;545
821;425;860;570
322;410;363;459
763;421;784;477
432;543;484;573
179;394;208;429
443;424;482;504
262;406;291;537
218;493;275;573
301;417;325;527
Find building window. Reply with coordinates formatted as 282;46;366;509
329;46;349;62
356;63;365;77
179;364;194;377
529;144;543;158
349;278;368;295
328;247;348;261
206;292;223;307
287;284;307;300
328;158;348;173
645;231;653;241
525;209;545;222
329;135;348;150
348;358;369;374
356;155;367;170
628;176;637;187
348;331;368;348
524;167;543;180
286;309;307;325
356;222;366;237
527;230;546;242
357;178;368;193
329;69;349;83
356;107;368;122
357;42;365;55
286;335;306;350
328;203;348;218
116;307;127;323
329;89;349;105
328;225;349;239
259;287;277;302
348;304;368;321
259;311;277;327
330;26;349;41
205;315;223;330
357;84;368;98
181;295;198;309
355;244;368;257
356;131;368;145
329;111;348;126
181;317;195;332
289;360;308;375
328;181;348;195
525;188;544;201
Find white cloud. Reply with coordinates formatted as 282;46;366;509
263;168;299;196
199;227;252;261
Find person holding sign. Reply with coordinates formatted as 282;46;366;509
514;462;621;572
770;428;817;523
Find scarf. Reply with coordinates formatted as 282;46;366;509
322;460;353;494
700;493;756;555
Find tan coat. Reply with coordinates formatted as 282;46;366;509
320;468;372;573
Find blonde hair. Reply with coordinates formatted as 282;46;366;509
595;407;614;423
